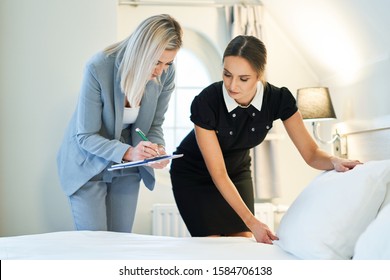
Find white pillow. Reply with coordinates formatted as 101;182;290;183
353;197;390;259
274;160;390;259
379;182;390;211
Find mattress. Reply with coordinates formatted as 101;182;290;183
0;230;298;260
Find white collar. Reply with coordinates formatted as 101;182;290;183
223;81;264;112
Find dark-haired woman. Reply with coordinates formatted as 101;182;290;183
170;35;361;243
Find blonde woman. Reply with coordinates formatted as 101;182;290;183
57;14;182;232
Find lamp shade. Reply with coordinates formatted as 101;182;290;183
296;87;337;121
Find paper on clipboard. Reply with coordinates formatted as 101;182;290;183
107;154;183;171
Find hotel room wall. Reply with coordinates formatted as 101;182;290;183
325;58;390;122
0;0;117;236
262;0;390;133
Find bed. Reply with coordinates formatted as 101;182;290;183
1;117;390;261
0;231;297;260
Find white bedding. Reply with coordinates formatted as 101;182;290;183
3;160;389;261
0;231;298;260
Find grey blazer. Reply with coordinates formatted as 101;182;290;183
57;51;175;196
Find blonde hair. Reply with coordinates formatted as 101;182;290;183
104;14;183;107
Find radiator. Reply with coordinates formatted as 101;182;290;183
254;202;275;232
152;204;190;237
152;203;276;237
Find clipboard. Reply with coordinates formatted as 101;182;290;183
107;154;183;171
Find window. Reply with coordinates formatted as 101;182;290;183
163;48;212;153
162;29;222;155
154;29;221;182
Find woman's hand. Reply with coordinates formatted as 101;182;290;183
148;145;170;169
123;141;162;162
247;217;279;244
330;156;362;172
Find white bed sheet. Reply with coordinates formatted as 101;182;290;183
0;231;298;260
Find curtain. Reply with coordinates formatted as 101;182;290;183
226;4;263;38
225;4;282;200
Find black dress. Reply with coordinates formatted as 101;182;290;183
170;81;297;236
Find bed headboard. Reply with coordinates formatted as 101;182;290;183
333;115;390;162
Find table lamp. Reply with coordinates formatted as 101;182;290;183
296;87;339;144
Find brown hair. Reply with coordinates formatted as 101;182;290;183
223;35;267;84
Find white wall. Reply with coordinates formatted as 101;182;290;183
0;0;117;236
262;0;390;122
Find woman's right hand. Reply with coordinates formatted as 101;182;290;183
247;217;279;244
123;141;160;162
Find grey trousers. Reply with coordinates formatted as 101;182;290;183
68;171;141;232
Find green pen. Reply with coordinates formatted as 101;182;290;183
135;128;149;141
135;128;161;156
